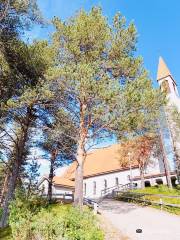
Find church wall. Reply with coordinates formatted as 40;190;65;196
83;156;168;199
39;154;168;200
83;168;140;199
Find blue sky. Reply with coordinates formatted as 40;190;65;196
26;0;180;92
26;0;180;175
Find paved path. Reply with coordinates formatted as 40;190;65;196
99;199;180;240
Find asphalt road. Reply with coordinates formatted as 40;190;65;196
99;199;180;240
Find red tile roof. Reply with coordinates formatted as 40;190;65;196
63;144;139;180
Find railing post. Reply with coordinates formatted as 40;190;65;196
93;202;98;215
160;198;163;210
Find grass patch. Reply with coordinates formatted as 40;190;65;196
153;204;180;215
116;185;180;215
0;227;12;240
133;185;180;196
133;185;180;206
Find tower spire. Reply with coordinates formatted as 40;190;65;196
157;56;172;81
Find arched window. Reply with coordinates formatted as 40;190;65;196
93;181;96;195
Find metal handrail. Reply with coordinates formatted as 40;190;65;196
114;191;180;199
115;191;180;209
101;183;137;196
41;193;74;199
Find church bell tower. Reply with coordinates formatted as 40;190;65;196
157;56;180;184
157;57;179;103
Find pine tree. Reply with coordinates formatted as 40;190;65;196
49;7;162;207
42;109;77;203
0;0;43;108
0;40;55;228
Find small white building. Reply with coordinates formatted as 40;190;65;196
39;176;74;200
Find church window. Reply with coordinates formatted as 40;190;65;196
104;179;107;189
93;181;96;195
115;177;119;186
161;80;170;94
84;183;86;195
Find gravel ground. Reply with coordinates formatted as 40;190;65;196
99;199;180;240
98;214;129;240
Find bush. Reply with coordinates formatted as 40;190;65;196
33;205;103;240
9;190;48;240
9;195;104;240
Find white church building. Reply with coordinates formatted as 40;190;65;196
39;57;180;200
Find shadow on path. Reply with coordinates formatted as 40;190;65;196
99;199;138;214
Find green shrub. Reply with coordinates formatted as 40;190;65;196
9;190;48;240
9;195;104;240
0;226;12;240
32;205;104;240
176;185;180;191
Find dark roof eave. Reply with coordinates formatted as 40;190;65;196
157;74;177;86
132;171;176;181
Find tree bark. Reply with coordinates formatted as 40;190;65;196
74;102;87;209
159;133;172;188
48;149;57;204
0;107;32;228
0;161;19;228
140;168;145;189
0;171;10;205
74;131;86;208
74;152;84;208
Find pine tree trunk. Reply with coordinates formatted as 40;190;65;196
48;168;53;204
48;149;57;204
0;107;32;228
0;162;19;228
74;139;86;208
74;162;84;208
74;102;87;209
159;133;172;188
140;168;145;189
0;172;9;205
